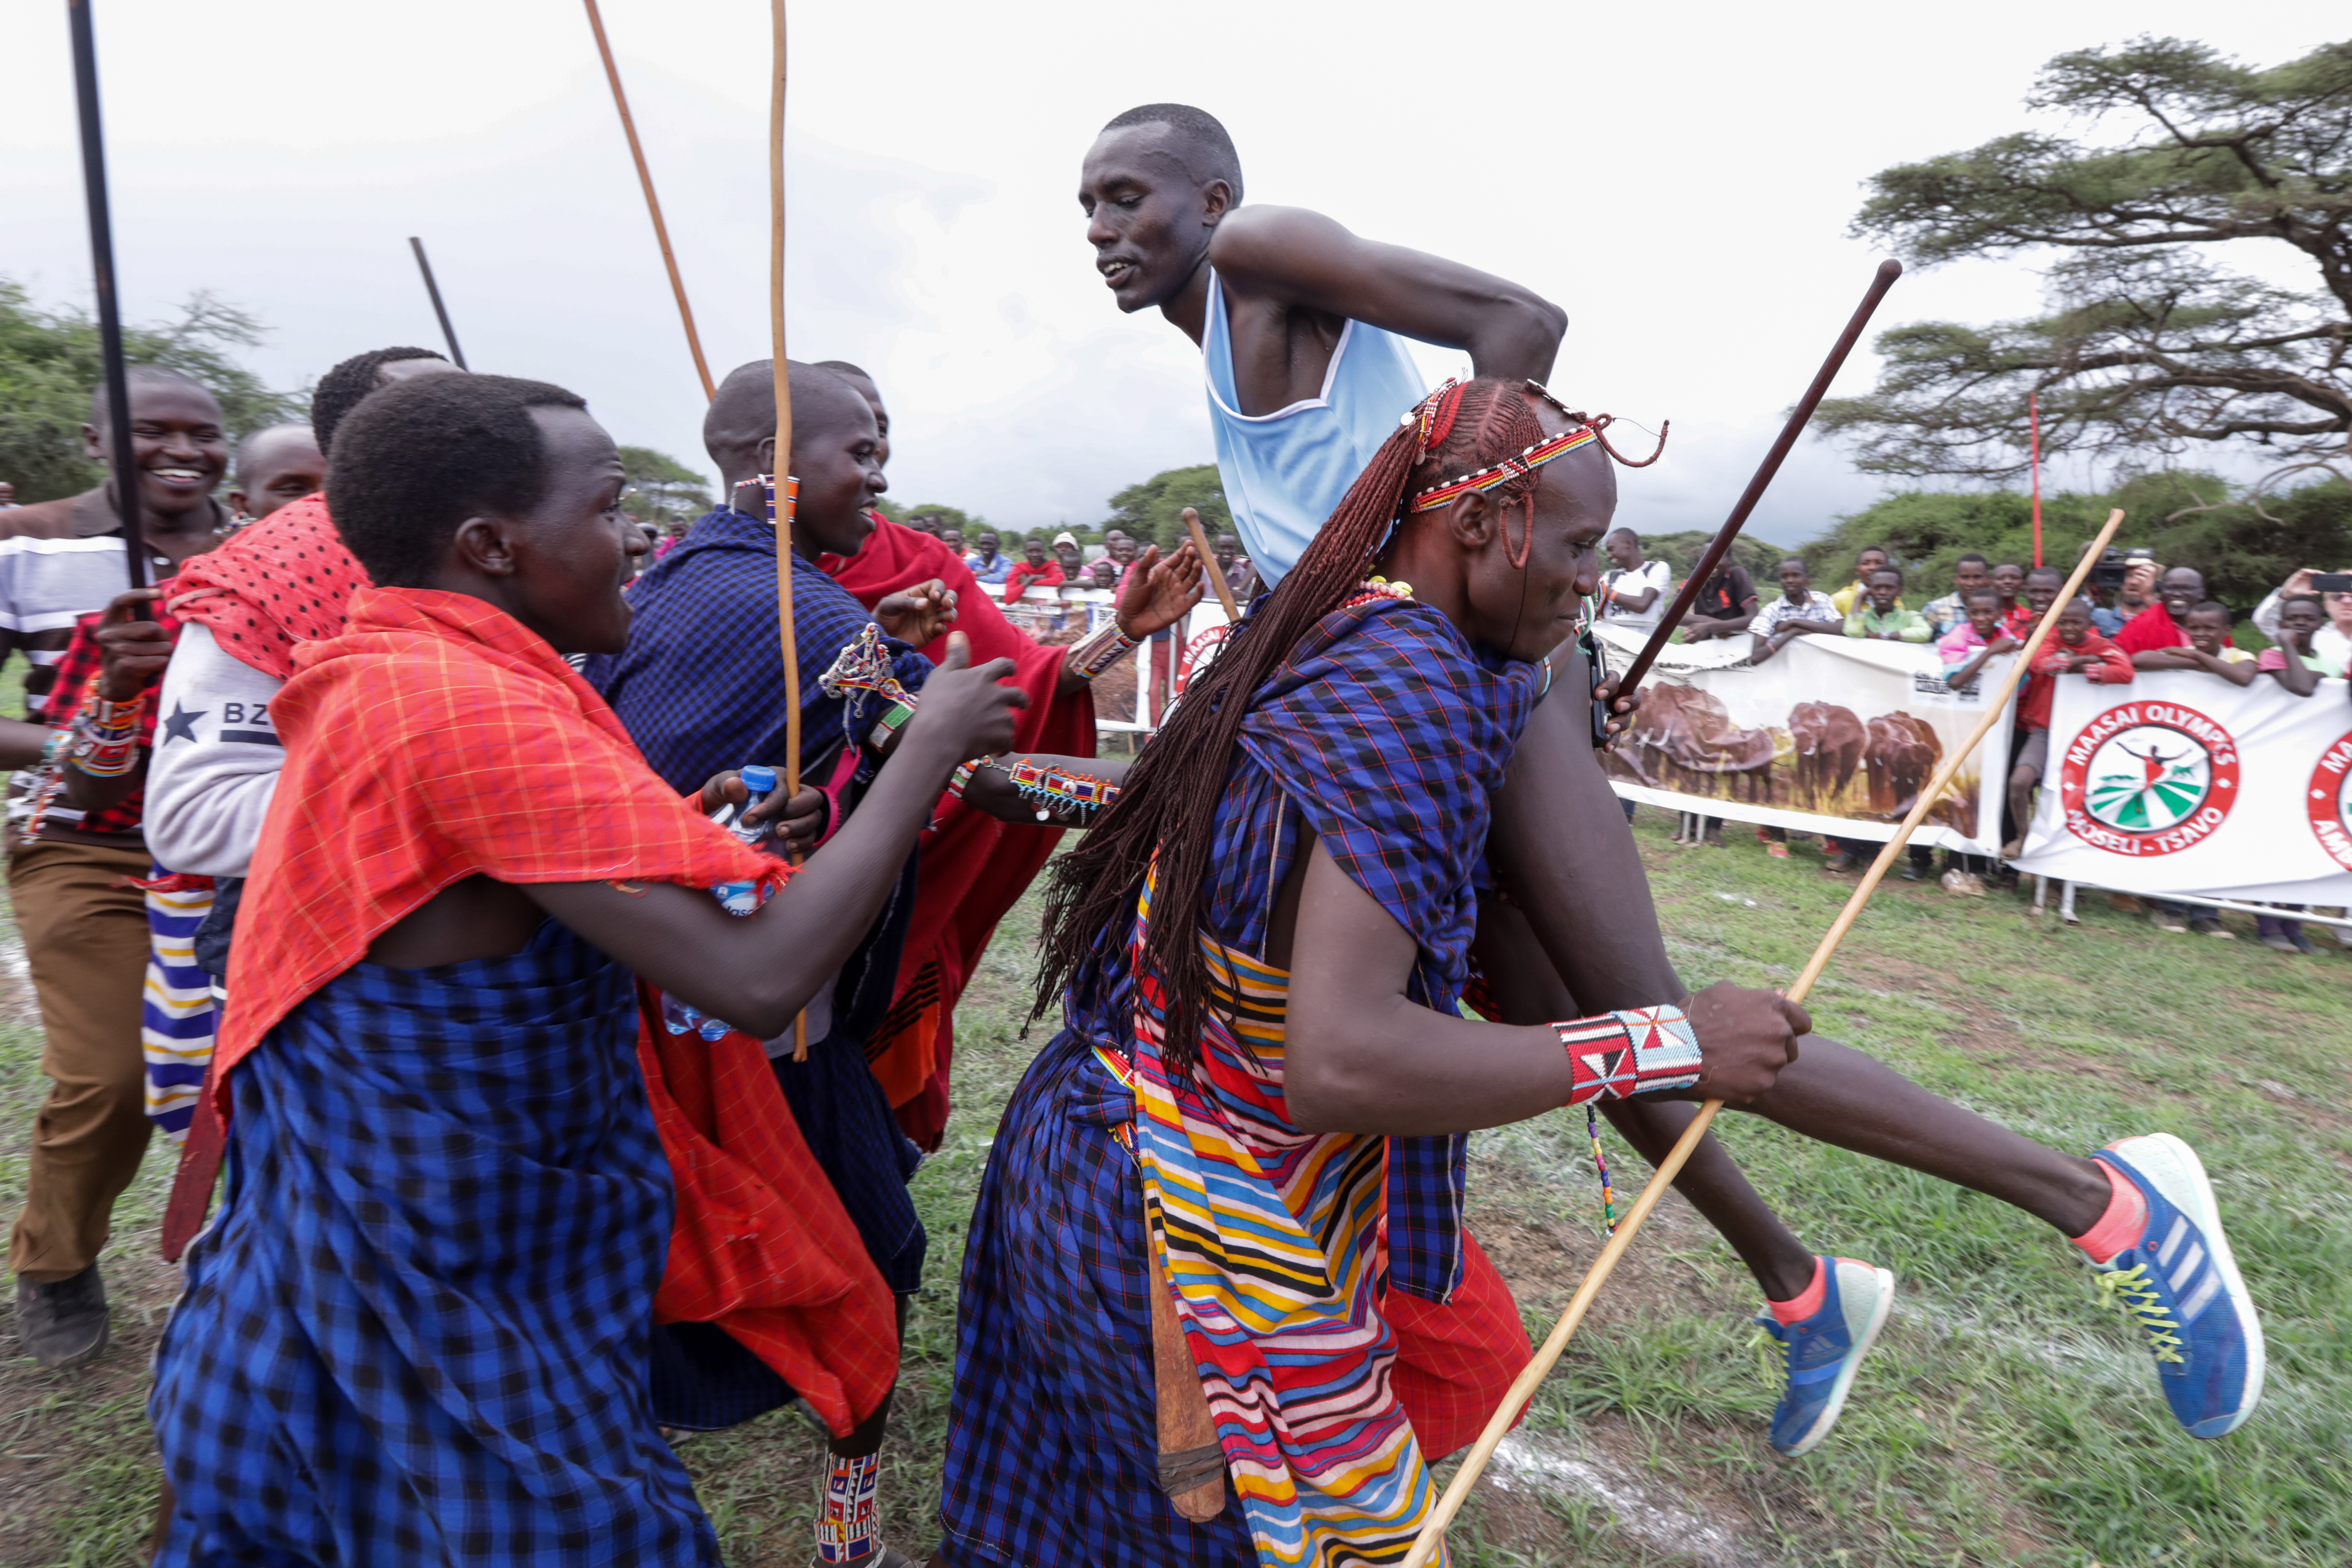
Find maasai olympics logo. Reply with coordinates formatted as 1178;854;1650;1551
2058;701;2240;856
2307;730;2352;872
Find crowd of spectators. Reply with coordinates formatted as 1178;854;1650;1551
1597;528;2352;954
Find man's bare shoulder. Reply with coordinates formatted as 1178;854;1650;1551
1208;205;1353;289
0;492;92;540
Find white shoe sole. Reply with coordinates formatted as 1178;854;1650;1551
1783;1265;1895;1458
2106;1133;2266;1434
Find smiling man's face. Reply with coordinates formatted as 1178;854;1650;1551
84;380;230;523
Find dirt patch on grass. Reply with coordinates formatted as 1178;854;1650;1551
1468;1190;1723;1330
0;1237;177;1566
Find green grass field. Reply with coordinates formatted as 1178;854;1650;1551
2;811;2346;1566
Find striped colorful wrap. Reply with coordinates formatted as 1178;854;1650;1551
1119;872;1439;1568
140;870;217;1142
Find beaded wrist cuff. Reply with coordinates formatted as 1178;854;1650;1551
67;682;148;778
1065;619;1138;682
1555;1003;1701;1106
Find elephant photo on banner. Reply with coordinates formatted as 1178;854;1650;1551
1592;624;2007;856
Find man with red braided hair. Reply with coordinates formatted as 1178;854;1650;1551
936;377;2263;1568
1022;105;2265;1525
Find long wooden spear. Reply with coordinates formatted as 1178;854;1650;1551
768;0;807;1062
1403;506;2127;1568
582;0;715;400
1611;259;1903;697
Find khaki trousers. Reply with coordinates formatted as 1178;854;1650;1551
7;837;153;1281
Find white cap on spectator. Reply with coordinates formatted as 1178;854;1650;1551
1052;530;1080;548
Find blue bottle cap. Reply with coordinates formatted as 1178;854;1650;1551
739;764;779;797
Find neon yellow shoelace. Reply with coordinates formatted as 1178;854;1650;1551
2098;1264;2186;1365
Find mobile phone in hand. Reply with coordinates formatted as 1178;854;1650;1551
2312;572;2352;594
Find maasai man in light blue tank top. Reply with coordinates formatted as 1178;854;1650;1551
1201;268;1425;585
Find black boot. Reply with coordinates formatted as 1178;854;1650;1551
14;1264;109;1369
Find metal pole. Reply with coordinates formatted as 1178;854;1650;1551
66;0;145;593
408;237;469;370
2030;391;2043;569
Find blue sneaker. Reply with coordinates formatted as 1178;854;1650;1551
2091;1134;2265;1438
1751;1256;1895;1456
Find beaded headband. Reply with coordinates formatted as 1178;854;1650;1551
1411;424;1601;513
1404;379;1668;514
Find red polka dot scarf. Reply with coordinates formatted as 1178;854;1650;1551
168;493;371;681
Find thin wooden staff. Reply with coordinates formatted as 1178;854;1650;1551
1181;505;1240;622
768;0;807;1062
581;0;715;401
1403;507;2127;1568
1613;259;1903;698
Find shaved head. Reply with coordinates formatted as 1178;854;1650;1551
233;423;322;489
704;360;875;491
1099;103;1243;204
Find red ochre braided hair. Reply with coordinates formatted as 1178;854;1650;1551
1034;376;1649;1069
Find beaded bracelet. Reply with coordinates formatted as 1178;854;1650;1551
1554;1002;1700;1105
1000;757;1120;821
1064;618;1138;682
67;685;148;778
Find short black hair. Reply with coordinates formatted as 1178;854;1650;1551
87;365;215;426
1858;543;1890;558
1101;103;1243;203
2186;600;2233;620
312;347;447;454
1964;587;2002;606
1778;556;1807;571
1955;552;1989;568
2026;565;2063;582
1606;526;1639;545
1869;565;1904;585
328;373;586;588
2279;593;2325;615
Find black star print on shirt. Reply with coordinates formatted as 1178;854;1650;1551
161;702;206;744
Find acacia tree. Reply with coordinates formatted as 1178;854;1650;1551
1818;36;2352;510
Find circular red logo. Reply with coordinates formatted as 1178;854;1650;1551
2057;700;2240;856
2307;729;2352;872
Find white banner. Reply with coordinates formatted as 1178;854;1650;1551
2014;670;2352;904
1592;625;2010;856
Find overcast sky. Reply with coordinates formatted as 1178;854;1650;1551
0;2;2333;542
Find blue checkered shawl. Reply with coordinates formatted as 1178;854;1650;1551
583;506;930;794
150;920;720;1566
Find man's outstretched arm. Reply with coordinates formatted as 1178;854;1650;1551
1210;206;1566;382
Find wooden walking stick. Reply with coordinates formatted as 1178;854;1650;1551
1181;506;1240;622
582;0;715;400
1403;508;2127;1568
768;0;807;1062
1613;259;1904;698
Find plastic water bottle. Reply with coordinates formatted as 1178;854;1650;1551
663;764;781;1038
